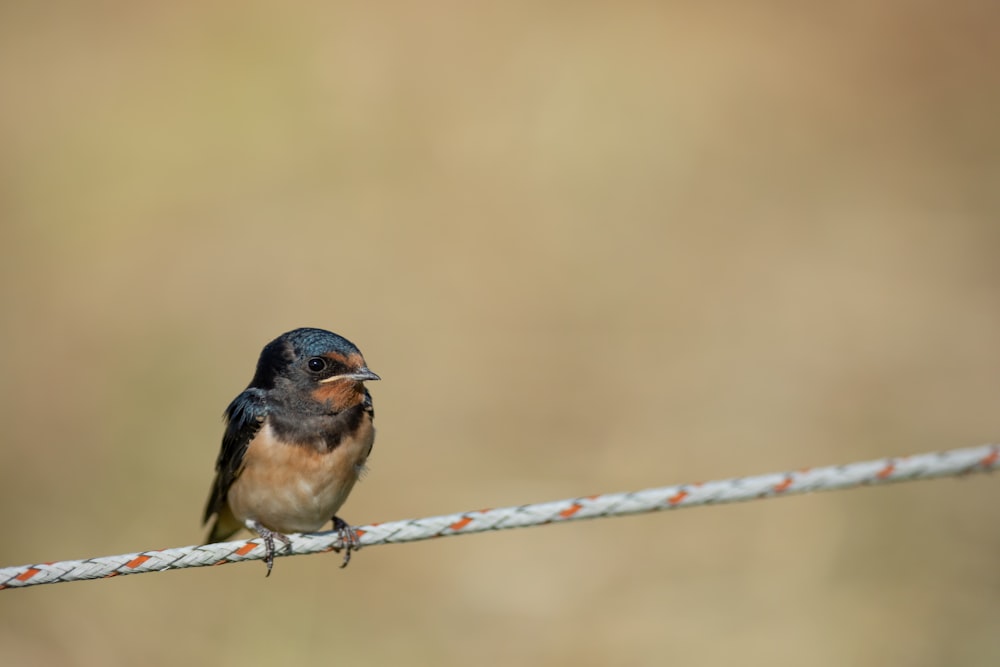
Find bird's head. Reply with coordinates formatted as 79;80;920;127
251;327;379;411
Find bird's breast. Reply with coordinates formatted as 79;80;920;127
227;416;374;534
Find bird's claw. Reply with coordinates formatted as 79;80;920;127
246;520;291;577
331;516;359;569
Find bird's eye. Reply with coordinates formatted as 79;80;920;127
307;357;327;373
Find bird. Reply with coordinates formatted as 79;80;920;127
203;327;379;575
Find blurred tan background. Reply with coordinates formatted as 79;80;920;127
1;1;999;665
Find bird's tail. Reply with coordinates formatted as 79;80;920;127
205;504;241;544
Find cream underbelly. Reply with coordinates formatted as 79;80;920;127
227;421;373;534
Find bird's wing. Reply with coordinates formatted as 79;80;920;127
203;388;269;526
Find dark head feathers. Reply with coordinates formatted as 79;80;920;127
249;328;365;389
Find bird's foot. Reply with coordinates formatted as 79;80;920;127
245;519;291;577
331;516;359;569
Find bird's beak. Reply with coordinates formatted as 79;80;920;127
351;368;381;382
319;368;381;383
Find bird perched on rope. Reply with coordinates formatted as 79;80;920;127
203;328;379;575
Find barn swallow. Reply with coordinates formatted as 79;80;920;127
203;328;379;575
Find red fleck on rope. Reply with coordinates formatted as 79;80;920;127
1;444;996;590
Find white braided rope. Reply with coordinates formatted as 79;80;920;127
2;444;996;589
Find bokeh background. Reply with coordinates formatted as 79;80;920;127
1;2;999;665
